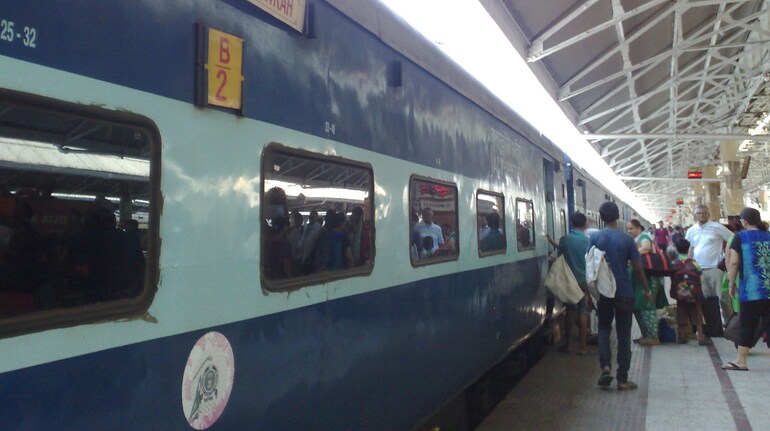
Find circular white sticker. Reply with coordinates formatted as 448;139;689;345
181;332;235;430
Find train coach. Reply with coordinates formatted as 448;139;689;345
0;1;641;429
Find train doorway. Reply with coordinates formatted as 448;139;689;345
543;159;556;253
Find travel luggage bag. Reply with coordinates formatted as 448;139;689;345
703;296;724;337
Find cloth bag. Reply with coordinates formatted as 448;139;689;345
642;244;675;276
585;246;616;300
724;313;764;348
544;255;585;304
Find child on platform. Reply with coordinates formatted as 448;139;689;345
671;239;712;345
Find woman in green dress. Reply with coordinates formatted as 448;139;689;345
626;219;661;345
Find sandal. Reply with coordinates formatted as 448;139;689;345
721;361;748;371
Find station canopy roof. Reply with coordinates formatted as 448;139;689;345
483;0;770;220
0;97;150;198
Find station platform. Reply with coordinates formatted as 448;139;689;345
477;319;769;431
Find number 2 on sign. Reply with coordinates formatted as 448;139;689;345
215;70;228;102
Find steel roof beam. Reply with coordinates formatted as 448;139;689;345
560;2;750;101
559;1;682;98
590;57;754;134
583;47;750;127
579;52;729;126
619;176;723;182
588;133;759;140
526;0;668;62
558;4;678;101
609;0;652;173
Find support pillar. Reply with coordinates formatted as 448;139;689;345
720;140;744;217
703;166;720;221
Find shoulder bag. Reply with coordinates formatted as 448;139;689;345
544;255;585;305
641;243;675;276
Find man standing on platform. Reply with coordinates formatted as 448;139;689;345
654;221;671;251
413;207;443;254
591;202;651;391
548;212;591;354
686;205;733;335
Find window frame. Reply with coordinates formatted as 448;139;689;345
0;89;161;338
260;144;375;291
515;198;536;251
476;189;506;257
409;175;459;267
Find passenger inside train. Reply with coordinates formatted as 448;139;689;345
260;148;375;285
0;102;152;319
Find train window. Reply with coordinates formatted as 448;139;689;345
477;190;506;256
516;199;535;250
410;176;458;265
0;91;159;336
261;146;374;289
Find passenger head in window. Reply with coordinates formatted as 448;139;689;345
264;187;289;225
413;208;443;254
290;210;303;230
324;209;337;229
350;206;363;224
309;210;319;225
421;208;434;225
420;236;434;259
480;212;505;252
125;219;139;232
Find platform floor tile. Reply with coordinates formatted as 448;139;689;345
477;322;769;431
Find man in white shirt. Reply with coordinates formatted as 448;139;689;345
413;207;443;254
584;219;600;238
685;205;733;326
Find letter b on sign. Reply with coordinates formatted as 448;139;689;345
219;37;230;64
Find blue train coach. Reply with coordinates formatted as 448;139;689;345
0;0;634;429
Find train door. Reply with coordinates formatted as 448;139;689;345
543;159;556;248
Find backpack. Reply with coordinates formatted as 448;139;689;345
670;259;701;302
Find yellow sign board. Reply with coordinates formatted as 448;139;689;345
206;29;244;110
248;0;307;32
